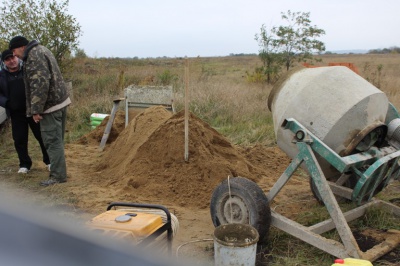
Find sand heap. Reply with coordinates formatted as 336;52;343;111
76;111;126;146
82;106;290;209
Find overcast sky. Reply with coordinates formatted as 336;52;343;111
68;0;400;58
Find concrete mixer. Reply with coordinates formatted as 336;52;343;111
210;66;400;262
269;66;397;204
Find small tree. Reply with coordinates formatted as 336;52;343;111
255;24;282;84
273;10;325;71
74;48;87;59
0;0;81;70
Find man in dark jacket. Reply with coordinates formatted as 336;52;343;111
9;36;71;186
0;49;50;174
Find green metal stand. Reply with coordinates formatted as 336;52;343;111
267;118;400;261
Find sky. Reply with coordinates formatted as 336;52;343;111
68;0;400;58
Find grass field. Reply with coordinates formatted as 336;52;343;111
61;53;400;265
1;53;400;265
63;53;400;146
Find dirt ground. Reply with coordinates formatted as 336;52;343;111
69;106;307;263
63;106;319;262
2;106;399;265
73;107;299;211
66;106;400;264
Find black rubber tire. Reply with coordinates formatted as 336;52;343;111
310;177;330;204
210;176;271;243
309;173;358;204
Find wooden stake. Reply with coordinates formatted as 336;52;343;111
184;57;189;162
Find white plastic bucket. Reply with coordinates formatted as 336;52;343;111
213;224;259;266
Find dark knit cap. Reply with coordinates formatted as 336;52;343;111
1;49;13;61
9;36;29;50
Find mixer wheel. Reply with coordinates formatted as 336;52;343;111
210;176;271;243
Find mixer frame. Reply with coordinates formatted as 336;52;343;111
266;118;400;261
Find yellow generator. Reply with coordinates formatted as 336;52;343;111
87;202;179;255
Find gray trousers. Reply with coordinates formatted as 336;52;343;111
40;107;67;181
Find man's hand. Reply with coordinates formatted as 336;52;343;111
33;114;43;123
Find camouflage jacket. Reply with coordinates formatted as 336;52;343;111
22;40;69;116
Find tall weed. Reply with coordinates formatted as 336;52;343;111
63;54;400;146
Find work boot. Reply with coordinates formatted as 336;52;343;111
40;178;66;186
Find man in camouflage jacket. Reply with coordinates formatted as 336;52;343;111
9;36;71;186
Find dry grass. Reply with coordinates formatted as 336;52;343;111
315;54;400;107
65;56;275;145
63;54;400;266
1;53;399;265
63;53;400;146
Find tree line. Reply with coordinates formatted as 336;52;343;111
368;47;400;54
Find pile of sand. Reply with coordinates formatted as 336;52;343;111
76;106;290;209
76;111;126;146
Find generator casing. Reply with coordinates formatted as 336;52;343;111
86;202;175;254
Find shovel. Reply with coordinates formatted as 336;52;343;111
99;97;125;151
